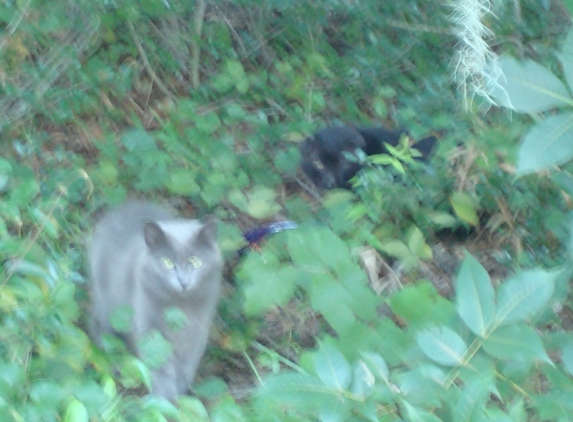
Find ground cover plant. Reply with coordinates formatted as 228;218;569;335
1;0;573;420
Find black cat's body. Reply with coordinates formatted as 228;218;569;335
299;125;436;189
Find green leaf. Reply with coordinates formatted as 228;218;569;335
119;356;153;390
121;129;157;152
194;113;222;134
483;324;552;365
30;381;65;405
517;113;573;175
359;352;389;383
0;157;12;191
374;99;388;119
30;207;59;239
427;211;458;228
402;401;444;422
314;342;351;390
349;361;373;400
493;56;573;112
241;262;298;316
259;372;336;408
110;305;134;333
10;178;40;206
310;274;356;334
166;169;200;196
177;396;210;422
456;253;495;337
390;282;457;326
560;341;573;376
137;330;173;370
495;268;559;326
407;226;432;261
450;378;490;422
378;239;412;260
450;192;478;226
163;307;188;332
416;326;467;367
228;187;282;219
64;400;88;422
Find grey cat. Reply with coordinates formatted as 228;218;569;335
88;201;223;401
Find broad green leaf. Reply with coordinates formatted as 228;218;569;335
166;169;200;196
177;396;210;422
310;275;356;334
416;326;467;367
318;398;350;422
242;265;298;316
110;305;134;333
389;282;457;326
0;157;12;191
450;192;478;226
228;187;281;219
456;253;495;337
259;372;337;408
163;307;188;332
493;56;573;112
137;330;172;369
10;178;39;206
483;324;552;365
350;361;374;400
407;225;432;261
120;356;152;390
495;268;559;326
560;341;573;376
359;352;389;382
194;113;222;134
451;379;490;422
30;207;59;239
30;381;65;404
64;400;88;422
402;401;444;422
101;374;116;398
142;396;179;419
121;129;157;152
508;398;527;422
379;239;412;260
314;342;351;390
374;99;388;119
427;211;458;228
517;113;573;175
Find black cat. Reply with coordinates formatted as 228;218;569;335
299;125;436;189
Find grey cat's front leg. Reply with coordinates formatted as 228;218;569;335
151;361;179;402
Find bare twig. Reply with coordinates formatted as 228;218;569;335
127;21;176;101
190;0;207;89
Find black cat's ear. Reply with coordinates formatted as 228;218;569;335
413;136;437;160
199;215;218;242
144;222;168;248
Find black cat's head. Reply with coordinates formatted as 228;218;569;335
299;127;366;189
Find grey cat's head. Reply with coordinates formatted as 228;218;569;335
141;215;222;295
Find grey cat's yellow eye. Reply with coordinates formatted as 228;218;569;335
161;257;175;270
189;256;202;269
313;160;324;169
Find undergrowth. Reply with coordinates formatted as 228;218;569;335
1;0;573;420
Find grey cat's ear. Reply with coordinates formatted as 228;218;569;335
199;215;218;242
144;222;168;248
